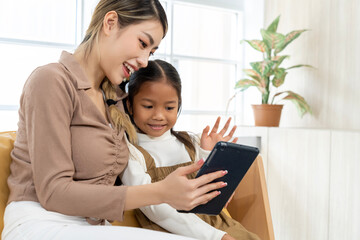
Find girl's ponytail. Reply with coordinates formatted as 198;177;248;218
102;79;137;144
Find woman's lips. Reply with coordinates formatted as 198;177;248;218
122;64;130;78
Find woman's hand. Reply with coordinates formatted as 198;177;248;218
200;116;238;151
221;234;236;240
159;159;228;211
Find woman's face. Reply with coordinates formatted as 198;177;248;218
129;79;179;137
100;17;163;85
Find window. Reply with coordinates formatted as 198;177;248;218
0;0;249;133
0;0;97;131
155;1;244;132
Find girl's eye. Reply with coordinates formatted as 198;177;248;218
142;105;152;109
166;107;175;111
140;39;147;48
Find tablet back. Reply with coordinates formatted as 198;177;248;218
186;141;259;215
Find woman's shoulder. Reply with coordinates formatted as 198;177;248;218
24;62;76;94
29;62;71;85
22;62;77;105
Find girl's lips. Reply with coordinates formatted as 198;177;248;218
148;124;166;130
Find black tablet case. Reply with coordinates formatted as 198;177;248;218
179;141;259;215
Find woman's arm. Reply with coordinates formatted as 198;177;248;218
121;151;226;240
124;159;227;211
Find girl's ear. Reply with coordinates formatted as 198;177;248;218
102;11;119;36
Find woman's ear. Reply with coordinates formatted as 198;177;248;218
102;11;119;36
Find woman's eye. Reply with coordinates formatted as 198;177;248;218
140;40;147;48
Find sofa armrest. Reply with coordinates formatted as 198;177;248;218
227;155;275;240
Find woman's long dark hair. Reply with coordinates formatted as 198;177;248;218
126;59;196;152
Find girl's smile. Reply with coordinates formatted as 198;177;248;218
130;79;179;137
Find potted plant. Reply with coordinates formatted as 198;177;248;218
235;15;312;127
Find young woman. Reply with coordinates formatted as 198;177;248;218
121;59;260;240
2;1;227;239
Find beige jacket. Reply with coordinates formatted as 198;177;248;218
7;51;129;222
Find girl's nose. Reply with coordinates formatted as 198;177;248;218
152;109;164;120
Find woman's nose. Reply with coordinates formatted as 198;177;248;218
137;52;149;68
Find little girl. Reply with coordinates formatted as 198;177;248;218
121;59;260;240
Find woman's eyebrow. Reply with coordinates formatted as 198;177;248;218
142;32;155;46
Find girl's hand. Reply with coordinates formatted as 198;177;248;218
221;234;236;240
159;159;228;211
200;117;238;151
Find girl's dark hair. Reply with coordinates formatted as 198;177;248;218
127;59;195;153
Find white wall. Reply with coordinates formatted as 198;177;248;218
261;0;360;130
236;126;360;240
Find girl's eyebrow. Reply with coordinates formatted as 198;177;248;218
141;98;177;104
142;32;159;50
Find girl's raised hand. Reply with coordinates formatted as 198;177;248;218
200;117;238;151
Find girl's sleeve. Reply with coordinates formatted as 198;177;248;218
121;145;226;240
23;66;128;222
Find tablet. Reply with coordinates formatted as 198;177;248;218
179;141;259;215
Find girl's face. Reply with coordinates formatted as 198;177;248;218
100;14;163;85
130;79;179;137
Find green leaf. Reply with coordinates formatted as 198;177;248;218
286;64;314;70
273;91;312;117
272;68;287;87
272;55;289;68
261;29;284;49
266;15;280;32
241;40;266;53
243;69;261;82
235;78;259;90
275;30;307;54
250;61;275;77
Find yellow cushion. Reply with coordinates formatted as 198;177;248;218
112;210;140;227
0;131;16;236
222;208;232;218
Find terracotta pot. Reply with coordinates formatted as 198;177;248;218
251;104;283;127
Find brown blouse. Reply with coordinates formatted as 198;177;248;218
7;51;129;222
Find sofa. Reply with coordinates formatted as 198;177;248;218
0;131;274;240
